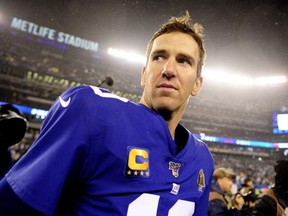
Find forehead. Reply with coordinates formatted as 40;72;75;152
151;32;200;59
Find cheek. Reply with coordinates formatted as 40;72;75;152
184;77;196;93
141;69;151;87
228;181;233;188
141;74;146;87
145;68;157;83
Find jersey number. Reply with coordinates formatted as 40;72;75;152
127;193;195;216
91;86;128;102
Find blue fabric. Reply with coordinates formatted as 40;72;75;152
4;85;214;215
0;178;42;215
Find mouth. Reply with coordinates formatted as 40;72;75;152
157;83;177;90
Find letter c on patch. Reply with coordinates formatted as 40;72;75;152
128;149;149;170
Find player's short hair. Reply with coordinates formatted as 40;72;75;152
145;11;206;77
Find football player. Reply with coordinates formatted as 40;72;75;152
0;11;214;215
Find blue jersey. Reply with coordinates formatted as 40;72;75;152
5;85;214;216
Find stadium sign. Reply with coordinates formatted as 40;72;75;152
10;17;99;52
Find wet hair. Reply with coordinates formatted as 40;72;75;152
145;11;206;77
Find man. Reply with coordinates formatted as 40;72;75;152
0;11;214;215
252;160;288;216
208;167;244;216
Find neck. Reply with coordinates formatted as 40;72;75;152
139;98;188;140
156;107;184;140
165;116;180;140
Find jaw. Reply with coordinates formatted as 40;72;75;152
140;87;188;119
153;96;188;120
149;94;178;111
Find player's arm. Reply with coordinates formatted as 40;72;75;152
0;178;43;215
196;185;213;216
195;145;215;216
2;86;92;214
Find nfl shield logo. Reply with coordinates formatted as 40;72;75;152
169;161;181;178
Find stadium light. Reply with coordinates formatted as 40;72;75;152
203;69;253;86
107;48;145;64
204;69;287;86
277;143;288;149
254;75;287;86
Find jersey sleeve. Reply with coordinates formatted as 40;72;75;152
193;136;215;216
195;173;213;216
5;86;92;215
0;178;43;215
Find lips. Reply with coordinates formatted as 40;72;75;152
157;83;176;90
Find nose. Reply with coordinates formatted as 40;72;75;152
162;58;176;79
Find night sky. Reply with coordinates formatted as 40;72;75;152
0;0;287;78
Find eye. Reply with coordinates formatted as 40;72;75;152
152;54;166;62
177;57;191;66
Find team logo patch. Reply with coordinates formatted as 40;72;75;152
169;161;182;178
125;147;150;178
59;96;71;108
197;169;205;192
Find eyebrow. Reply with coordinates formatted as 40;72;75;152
150;49;167;57
151;49;196;65
178;53;195;65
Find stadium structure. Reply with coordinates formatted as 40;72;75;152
1;13;288;187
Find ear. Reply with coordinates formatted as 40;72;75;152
191;76;203;96
140;66;147;88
